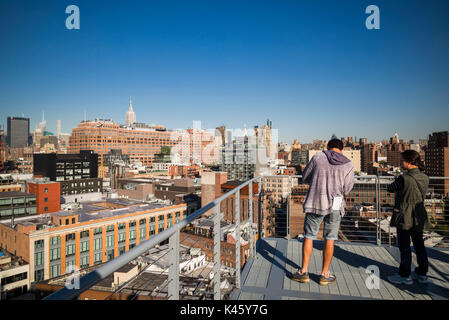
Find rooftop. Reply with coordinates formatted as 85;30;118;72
231;238;449;300
0;191;35;199
0;198;185;229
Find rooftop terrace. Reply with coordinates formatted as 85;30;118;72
231;238;449;300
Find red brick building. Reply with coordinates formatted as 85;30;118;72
27;181;61;214
169;165;200;178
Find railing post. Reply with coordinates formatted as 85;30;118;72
213;205;221;300
376;176;382;246
168;227;179;300
248;181;255;259
287;175;292;239
235;189;241;289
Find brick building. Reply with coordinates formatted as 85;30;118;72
0;199;186;284
27;181;61;215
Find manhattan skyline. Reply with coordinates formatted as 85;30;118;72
1;0;449;143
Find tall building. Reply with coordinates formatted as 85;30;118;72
56;120;61;138
7;117;30;148
425;131;449;196
69;119;215;168
125;97;136;127
386;141;409;168
361;143;377;174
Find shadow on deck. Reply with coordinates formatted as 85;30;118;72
230;238;449;300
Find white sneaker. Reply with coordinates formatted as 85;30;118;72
412;271;429;284
388;273;413;285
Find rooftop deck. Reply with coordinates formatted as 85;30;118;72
231;238;449;300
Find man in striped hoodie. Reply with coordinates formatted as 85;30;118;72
291;138;354;285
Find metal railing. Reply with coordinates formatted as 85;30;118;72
43;174;449;300
44;175;265;300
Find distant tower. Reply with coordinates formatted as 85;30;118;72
126;96;136;127
56;120;61;138
38;111;47;133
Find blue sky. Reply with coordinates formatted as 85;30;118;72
0;0;448;143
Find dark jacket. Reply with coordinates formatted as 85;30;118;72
388;168;429;231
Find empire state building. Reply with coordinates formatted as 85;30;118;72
126;97;136;127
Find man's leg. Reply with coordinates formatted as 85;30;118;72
300;213;323;273
321;239;334;276
321;211;340;276
301;237;313;273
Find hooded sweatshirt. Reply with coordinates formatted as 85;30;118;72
302;150;354;216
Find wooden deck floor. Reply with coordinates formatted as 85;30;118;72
230;238;449;300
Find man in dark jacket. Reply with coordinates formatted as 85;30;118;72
387;150;430;285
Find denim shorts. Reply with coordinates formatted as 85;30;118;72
304;211;341;241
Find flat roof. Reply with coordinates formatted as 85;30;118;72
55;198;180;223
0;191;35;198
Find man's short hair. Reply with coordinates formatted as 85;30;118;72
327;138;344;150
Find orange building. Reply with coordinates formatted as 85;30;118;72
27;181;61;214
0;199;186;284
68;120;217;169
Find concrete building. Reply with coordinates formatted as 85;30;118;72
7;117;30;148
0;198;187;284
0;251;30;300
263;176;298;203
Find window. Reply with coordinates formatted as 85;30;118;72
34;252;44;266
140;228;146;240
94;252;102;264
65;219;69;225
80;230;89;238
118;232;126;243
66;244;75;256
80;256;89;268
50;248;60;261
129;220;136;228
149;217;155;223
94;238;102;250
129;230;136;240
44;197;48;202
44;188;48;193
106;225;114;232
65;233;75;241
44;207;48;212
139;219;146;225
50;236;60;246
34;240;44;249
72;218;75;224
107;235;114;248
118;223;126;230
34;269;44;281
80;241;89;253
94;228;102;235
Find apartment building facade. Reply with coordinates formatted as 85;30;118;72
0;202;187;284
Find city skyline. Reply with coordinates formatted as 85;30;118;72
1;0;449;143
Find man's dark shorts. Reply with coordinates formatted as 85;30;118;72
304;211;341;241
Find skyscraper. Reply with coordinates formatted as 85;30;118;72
56;120;61;138
425;131;449;196
126;97;136;127
7;117;30;148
